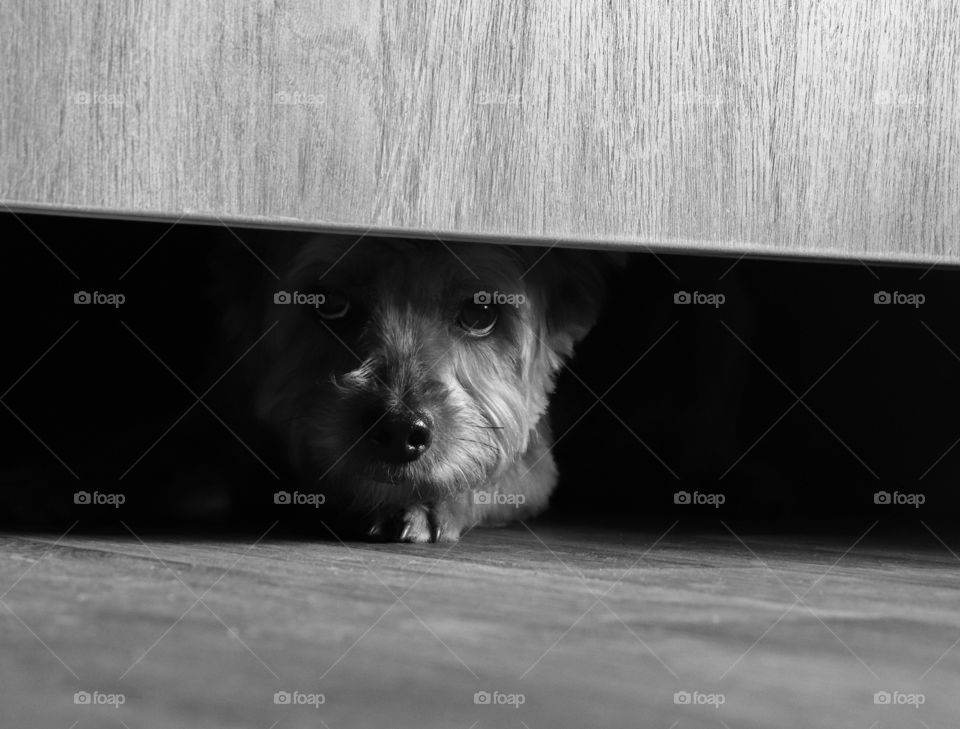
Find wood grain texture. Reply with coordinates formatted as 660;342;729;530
1;1;958;263
1;524;959;727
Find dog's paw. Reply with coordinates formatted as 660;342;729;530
365;504;467;543
366;505;434;543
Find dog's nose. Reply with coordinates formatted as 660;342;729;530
365;409;432;463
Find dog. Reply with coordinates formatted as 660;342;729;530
222;235;619;542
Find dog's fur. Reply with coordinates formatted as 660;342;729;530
224;236;616;542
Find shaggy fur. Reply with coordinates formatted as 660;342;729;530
228;237;615;542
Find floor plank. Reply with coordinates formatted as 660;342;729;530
1;523;958;728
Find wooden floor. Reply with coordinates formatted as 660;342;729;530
1;521;958;728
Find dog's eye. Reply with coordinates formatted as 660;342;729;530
314;291;351;320
457;301;498;337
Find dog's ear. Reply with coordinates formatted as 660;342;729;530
520;246;627;356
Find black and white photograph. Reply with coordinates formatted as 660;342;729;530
1;2;959;726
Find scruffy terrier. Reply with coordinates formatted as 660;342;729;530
225;236;617;542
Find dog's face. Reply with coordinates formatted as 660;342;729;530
254;237;610;512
